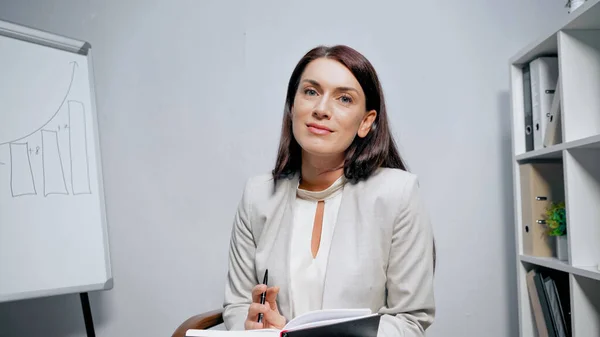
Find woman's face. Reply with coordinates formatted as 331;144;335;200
291;58;376;160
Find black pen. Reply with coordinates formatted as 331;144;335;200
257;269;268;323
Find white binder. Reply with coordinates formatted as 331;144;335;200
529;56;559;150
543;77;562;147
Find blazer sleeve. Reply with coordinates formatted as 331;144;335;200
377;174;436;337
222;179;256;331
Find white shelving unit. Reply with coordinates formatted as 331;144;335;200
509;1;600;336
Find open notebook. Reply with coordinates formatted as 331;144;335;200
186;308;381;337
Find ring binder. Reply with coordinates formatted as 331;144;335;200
519;163;564;257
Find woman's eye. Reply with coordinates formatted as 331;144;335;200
304;88;317;96
340;95;353;104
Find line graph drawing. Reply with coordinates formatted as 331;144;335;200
68;100;91;195
9;142;37;197
1;61;93;198
1;61;78;146
42;130;69;196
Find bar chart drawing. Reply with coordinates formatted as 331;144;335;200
42;130;69;196
1;61;94;198
9;142;37;197
68;100;91;195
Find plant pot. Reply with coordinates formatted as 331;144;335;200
556;235;568;261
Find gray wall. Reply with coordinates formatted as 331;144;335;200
0;1;567;336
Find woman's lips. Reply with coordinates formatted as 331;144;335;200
307;123;332;135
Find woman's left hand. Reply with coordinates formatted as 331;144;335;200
244;284;286;330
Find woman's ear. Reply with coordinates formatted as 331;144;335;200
357;110;377;138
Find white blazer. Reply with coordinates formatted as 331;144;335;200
222;167;436;336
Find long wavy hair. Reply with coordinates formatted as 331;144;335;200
271;45;408;184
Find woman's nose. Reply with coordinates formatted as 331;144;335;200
312;97;331;119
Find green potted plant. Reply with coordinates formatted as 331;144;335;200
545;201;567;260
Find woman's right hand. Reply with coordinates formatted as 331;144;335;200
245;284;286;330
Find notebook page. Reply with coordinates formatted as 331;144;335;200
185;329;280;337
283;308;372;330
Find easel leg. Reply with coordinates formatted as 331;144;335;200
80;292;96;337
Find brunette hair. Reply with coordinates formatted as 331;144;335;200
271;45;408;184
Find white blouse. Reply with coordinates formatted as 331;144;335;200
289;175;346;317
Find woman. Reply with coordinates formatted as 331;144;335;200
222;45;436;336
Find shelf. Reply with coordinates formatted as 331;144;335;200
521;255;600;282
573;266;600;282
515;144;564;162
510;0;600;65
520;255;571;273
564;148;600;267
510;2;600;336
564;0;600;30
518;261;572;337
515;133;600;162
571;274;600;336
511;33;558;66
559;30;600;142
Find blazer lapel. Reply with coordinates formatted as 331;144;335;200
321;180;356;308
264;174;298;320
